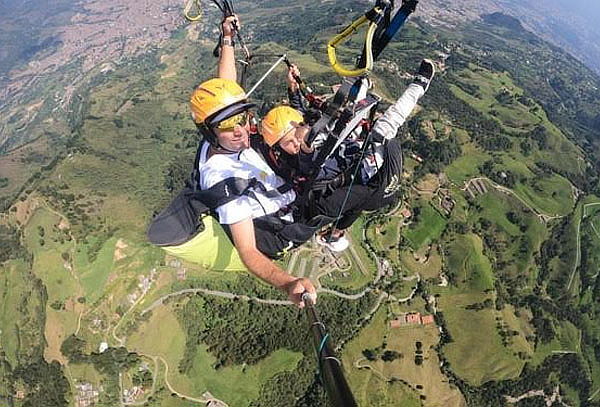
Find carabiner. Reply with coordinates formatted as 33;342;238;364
184;0;202;22
327;7;384;77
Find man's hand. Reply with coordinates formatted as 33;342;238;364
283;277;317;308
286;64;301;92
217;15;238;80
230;218;318;308
222;15;240;38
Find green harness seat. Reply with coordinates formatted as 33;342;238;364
161;214;246;271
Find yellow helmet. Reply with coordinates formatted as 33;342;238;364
190;78;252;125
260;106;304;146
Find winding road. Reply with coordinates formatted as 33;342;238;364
462;177;566;223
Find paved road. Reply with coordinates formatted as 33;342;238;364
141;288;294;315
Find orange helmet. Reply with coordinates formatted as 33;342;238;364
190;78;255;146
190;78;248;123
260;106;304;146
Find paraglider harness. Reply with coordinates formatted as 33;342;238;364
147;136;336;259
265;0;419;223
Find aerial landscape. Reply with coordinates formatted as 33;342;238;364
1;0;600;406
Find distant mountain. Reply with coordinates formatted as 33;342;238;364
418;0;600;75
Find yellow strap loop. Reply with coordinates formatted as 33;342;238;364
184;0;202;22
327;8;382;77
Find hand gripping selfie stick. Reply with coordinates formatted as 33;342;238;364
302;292;358;407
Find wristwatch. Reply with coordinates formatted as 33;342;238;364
221;36;234;47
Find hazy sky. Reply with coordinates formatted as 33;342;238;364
546;0;600;22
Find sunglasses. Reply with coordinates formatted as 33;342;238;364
215;112;249;131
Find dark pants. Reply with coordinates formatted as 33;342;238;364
313;138;403;230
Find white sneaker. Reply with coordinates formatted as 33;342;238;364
413;59;435;92
318;233;350;252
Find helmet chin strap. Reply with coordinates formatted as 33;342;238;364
213;141;244;154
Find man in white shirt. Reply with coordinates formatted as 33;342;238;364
189;16;317;308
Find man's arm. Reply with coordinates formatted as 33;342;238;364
217;15;239;81
229;217;317;307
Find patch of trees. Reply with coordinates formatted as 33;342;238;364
478;159;518;187
421;77;509;153
132;369;153;388
12;357;69;407
537;216;575;297
404;118;462;174
0;224;29;262
173;275;376;373
454;80;480;97
249;357;323;407
525;126;549;150
61;335;140;375
162;154;196;195
362;349;377;361
381;350;402;362
438;348;590;406
465;298;494;311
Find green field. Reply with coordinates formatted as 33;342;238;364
128;304;302;406
446;234;494;292
513;174;574;216
530;320;581;367
474;189;548;284
436;290;525;386
403;203;448;250
399;246;443;280
342;309;423;407
444;142;491;184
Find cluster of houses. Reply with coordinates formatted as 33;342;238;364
75;383;100;407
390;312;435;328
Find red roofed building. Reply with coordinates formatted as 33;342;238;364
406;313;421;324
400;208;412;219
421;315;435;325
390;319;403;329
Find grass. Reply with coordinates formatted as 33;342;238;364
398;246;443;280
436;289;525;385
364;214;403;265
474;189;548;285
403;202;447;250
23;207;83;305
0;260;45;366
530;320;581;367
76;236;118;303
513;174;574;216
128;305;302;406
341;308;423;407
444;142;490;185
378;216;402;249
446;234;494;292
44;307;79;364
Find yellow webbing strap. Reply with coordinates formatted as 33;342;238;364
327;8;382;77
184;0;202;22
